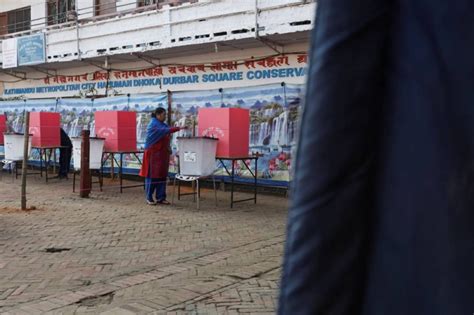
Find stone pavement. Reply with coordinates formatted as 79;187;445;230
0;175;287;314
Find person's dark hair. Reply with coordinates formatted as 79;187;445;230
151;107;166;118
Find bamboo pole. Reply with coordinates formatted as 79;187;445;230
20;112;30;210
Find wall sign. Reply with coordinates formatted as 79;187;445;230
2;54;308;98
1;38;18;69
17;34;46;66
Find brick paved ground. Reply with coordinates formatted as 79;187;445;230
0;175;287;314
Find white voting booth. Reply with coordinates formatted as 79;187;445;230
71;137;105;170
178;137;218;176
71;137;105;192
173;137;218;209
3;133;32;161
2;134;32;179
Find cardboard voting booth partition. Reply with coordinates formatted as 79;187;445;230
198;108;250;158
29;112;61;147
94;111;137;152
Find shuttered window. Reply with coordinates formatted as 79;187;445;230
6;7;31;34
47;0;76;25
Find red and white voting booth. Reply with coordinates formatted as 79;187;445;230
198;108;250;157
94;111;137;152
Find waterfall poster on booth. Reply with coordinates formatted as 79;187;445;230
1;83;302;185
171;83;303;183
0;94;167;169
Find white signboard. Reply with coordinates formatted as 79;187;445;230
2;38;18;69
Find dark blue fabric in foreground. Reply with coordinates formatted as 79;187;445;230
279;0;474;314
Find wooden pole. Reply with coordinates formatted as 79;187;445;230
167;89;172;126
20;112;30;210
80;129;91;198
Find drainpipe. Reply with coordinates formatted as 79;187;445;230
254;0;259;38
74;12;81;60
254;0;281;54
104;56;110;97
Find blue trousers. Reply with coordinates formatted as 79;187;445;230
145;177;166;202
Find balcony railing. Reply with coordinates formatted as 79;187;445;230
0;0;315;67
0;0;200;39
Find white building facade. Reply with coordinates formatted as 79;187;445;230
0;0;315;184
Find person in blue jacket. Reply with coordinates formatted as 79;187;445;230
279;0;474;314
139;108;184;205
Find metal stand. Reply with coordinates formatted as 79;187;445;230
217;156;259;208
33;146;68;183
172;175;218;210
0;160;17;183
101;151;144;192
72;169;103;193
14;160;41;179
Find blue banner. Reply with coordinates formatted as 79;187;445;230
17;34;46;66
1;84;302;185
